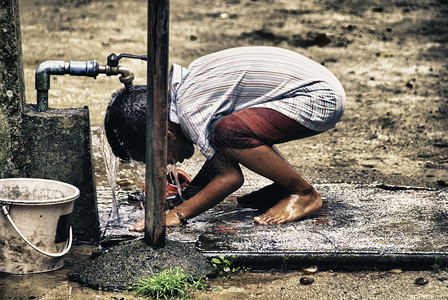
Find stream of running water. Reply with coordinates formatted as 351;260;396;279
96;127;189;237
168;163;184;201
100;128;120;223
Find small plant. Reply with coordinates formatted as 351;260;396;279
210;255;249;276
280;255;290;270
432;256;444;273
128;267;207;299
432;263;441;273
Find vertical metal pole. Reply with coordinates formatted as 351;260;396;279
145;0;169;247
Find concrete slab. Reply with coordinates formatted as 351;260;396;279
101;183;448;270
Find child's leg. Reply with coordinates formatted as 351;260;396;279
224;145;321;224
236;145;307;208
182;159;220;200
210;107;322;224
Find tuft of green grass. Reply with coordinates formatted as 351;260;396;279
210;255;250;277
432;262;441;273
128;267;207;299
432;256;445;273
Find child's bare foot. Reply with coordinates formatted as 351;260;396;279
254;189;322;225
129;220;145;231
237;183;288;208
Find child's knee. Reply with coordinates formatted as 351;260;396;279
228;169;245;191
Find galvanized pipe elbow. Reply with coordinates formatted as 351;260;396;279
35;60;135;112
35;61;66;112
35;60;99;112
35;61;67;92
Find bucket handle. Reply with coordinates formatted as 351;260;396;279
1;205;72;258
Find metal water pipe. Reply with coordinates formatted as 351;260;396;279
35;53;146;112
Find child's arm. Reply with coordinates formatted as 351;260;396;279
166;153;244;225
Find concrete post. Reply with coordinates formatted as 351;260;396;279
0;0;100;244
0;0;25;178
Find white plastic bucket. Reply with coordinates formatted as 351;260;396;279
0;178;79;274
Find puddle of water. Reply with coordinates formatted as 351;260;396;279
0;244;140;299
92;127;147;243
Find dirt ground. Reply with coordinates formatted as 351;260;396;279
19;0;448;189
9;0;448;299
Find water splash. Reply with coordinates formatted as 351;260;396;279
101;128;120;222
167;163;188;207
168;164;184;201
127;160;146;188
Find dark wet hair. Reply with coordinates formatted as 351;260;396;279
104;85;147;162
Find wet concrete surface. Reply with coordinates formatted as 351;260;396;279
41;177;447;295
2;132;448;298
195;183;448;270
100;182;448;271
58;179;448;297
2;145;448;299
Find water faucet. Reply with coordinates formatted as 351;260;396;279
35;53;147;112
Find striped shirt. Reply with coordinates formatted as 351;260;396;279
169;46;346;160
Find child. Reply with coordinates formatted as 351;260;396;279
104;46;345;230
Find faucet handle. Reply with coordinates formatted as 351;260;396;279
107;53;147;67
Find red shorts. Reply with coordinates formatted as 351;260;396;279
209;107;318;150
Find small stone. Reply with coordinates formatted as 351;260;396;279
300;277;314;285
346;25;355;31
415;277;429;285
6;90;13;98
437;180;448;187
302;266;318;274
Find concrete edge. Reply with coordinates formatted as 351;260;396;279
201;251;448;271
